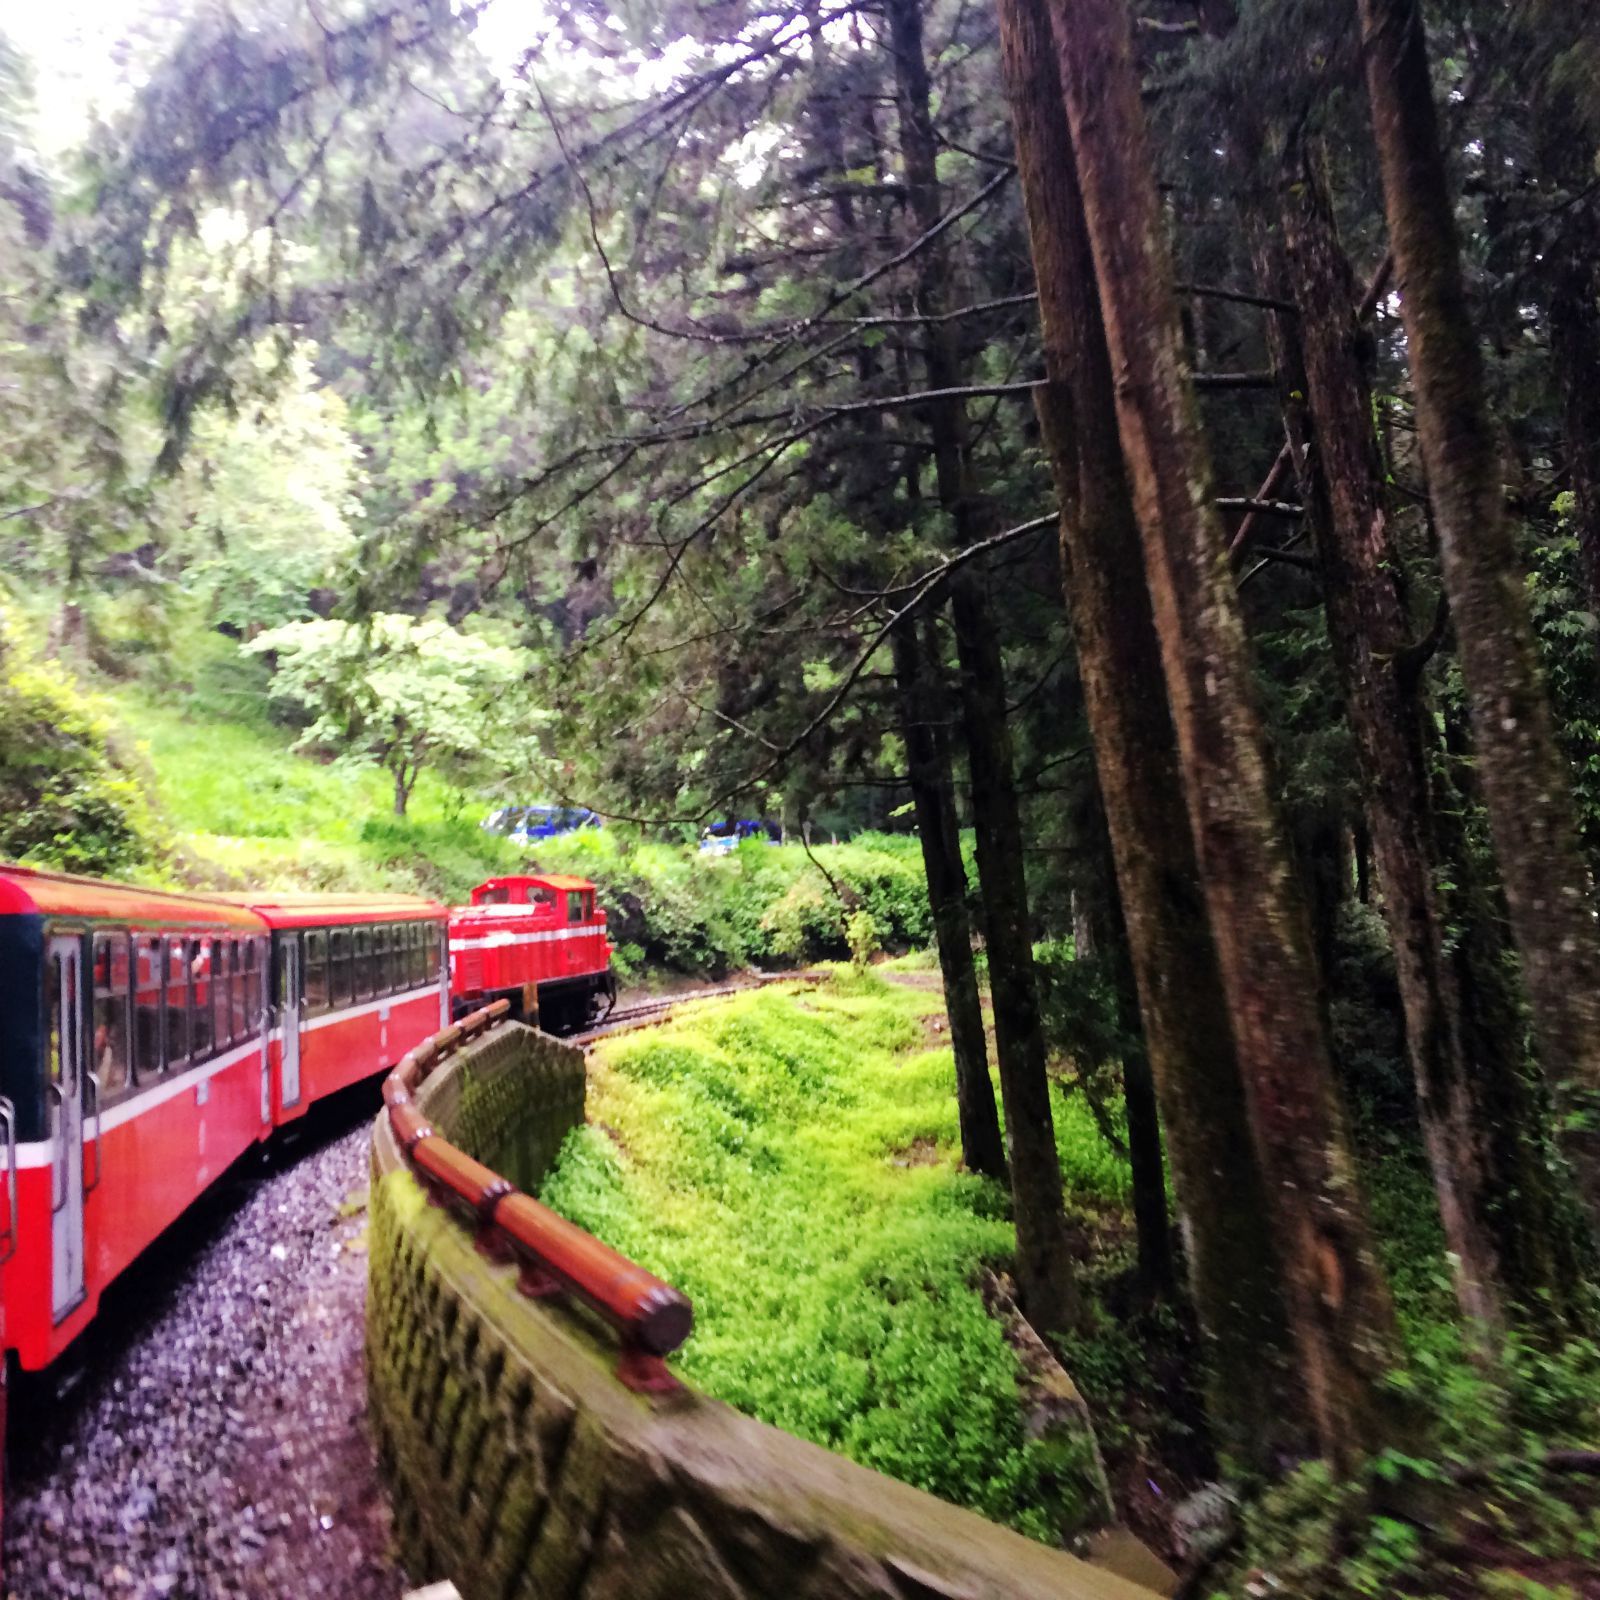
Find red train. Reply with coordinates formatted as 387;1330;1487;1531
0;861;614;1515
447;873;616;1033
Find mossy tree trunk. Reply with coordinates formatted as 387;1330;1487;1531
994;0;1302;1468
884;0;1078;1334
1272;136;1590;1336
1358;0;1600;1230
1047;0;1409;1466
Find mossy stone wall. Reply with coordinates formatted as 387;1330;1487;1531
368;1023;1163;1600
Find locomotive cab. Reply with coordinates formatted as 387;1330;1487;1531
449;876;614;1033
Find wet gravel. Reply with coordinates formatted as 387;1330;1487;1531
7;1087;409;1600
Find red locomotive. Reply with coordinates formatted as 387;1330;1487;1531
447;874;616;1033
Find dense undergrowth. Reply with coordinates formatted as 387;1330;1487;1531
539;968;1130;1543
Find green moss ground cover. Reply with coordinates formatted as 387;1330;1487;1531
539;969;1132;1542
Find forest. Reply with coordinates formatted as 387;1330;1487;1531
5;0;1600;1593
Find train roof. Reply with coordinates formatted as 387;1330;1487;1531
0;862;268;930
474;874;595;893
210;891;447;929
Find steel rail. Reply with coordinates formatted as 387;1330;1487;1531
381;1000;692;1393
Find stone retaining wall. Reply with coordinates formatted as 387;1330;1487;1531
368;1022;1166;1600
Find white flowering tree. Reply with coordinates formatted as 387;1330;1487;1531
246;614;541;815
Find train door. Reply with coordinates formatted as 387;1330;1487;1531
278;935;302;1109
45;935;86;1321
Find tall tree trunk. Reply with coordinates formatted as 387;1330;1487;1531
892;618;1008;1181
994;0;1301;1468
1074;792;1172;1297
1358;0;1600;1228
884;0;1078;1333
800;22;1009;1185
1048;0;1408;1466
1273;137;1589;1335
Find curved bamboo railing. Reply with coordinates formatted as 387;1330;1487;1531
380;1001;692;1392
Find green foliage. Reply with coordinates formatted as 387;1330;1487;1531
0;598;164;874
540;974;1122;1541
1526;515;1600;875
157;343;363;632
246;614;538;815
527;827;931;973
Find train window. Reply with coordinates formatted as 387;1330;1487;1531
353;927;372;1000
91;933;132;1096
134;936;163;1082
212;938;232;1049
190;938;214;1061
45;951;65;1088
375;925;393;995
229;938;250;1042
410;922;426;988
242;939;261;1032
329;928;352;1008
304;929;329;1013
567;891;584;925
165;938;191;1068
479;888;510;905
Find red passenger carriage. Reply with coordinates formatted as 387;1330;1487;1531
0;866;448;1527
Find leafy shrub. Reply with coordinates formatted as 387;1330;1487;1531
0;602;165;875
527;827;931;973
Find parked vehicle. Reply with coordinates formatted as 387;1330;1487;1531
482;804;601;844
697;820;782;855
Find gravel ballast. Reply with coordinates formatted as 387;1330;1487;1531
7;1091;407;1600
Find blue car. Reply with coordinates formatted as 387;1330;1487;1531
698;819;781;855
483;804;602;844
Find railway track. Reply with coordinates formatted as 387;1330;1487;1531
5;1087;408;1600
569;970;814;1046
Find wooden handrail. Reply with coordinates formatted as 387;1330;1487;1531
381;1000;691;1393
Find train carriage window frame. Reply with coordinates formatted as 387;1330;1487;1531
329;927;352;1009
164;937;191;1070
243;937;262;1033
229;937;250;1042
190;937;215;1062
377;924;396;995
567;891;585;925
354;927;373;1002
91;931;132;1099
410;922;426;989
304;929;329;1015
133;934;163;1084
213;936;233;1051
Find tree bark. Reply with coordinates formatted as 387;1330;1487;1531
994;0;1301;1468
1273;137;1589;1336
892;618;1008;1181
1550;227;1600;622
1074;792;1172;1297
885;0;1078;1333
1357;0;1600;1228
1048;0;1408;1466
